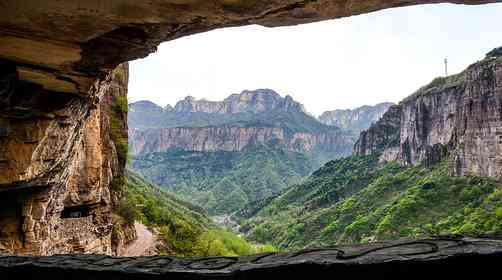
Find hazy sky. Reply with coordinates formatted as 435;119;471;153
129;3;502;116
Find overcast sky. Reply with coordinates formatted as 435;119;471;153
129;3;502;116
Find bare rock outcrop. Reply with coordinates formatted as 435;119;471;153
173;89;306;115
0;0;500;257
0;1;499;97
354;52;502;178
319;102;394;133
0;63;129;255
353;105;402;157
130;126;353;156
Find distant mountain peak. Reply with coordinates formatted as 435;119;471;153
128;100;163;113
171;89;305;114
319;102;394;133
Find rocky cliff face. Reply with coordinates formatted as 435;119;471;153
130;126;353;156
352;105;402;157
129;89;355;158
0;0;499;257
319;102;394;132
173;89;306;114
6;1;494;100
354;51;502;178
129;89;309;130
0;63;129;255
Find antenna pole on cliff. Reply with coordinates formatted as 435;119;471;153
444;58;448;76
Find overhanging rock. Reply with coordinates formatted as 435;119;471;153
1;237;501;279
0;1;500;94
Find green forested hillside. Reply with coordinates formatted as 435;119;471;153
238;155;502;250
117;171;274;256
132;145;314;215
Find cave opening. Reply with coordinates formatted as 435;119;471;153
125;3;502;257
0;118;9;137
0;190;23;252
61;205;93;219
0;0;501;268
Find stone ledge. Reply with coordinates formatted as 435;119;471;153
1;236;501;279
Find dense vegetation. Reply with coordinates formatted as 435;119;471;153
132;144;314;215
117;171;274;257
238;155;502;250
129;91;356;217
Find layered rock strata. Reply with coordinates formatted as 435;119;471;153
0;63;129;255
130;126;352;156
0;1;499;97
354;53;502;178
319;102;394;132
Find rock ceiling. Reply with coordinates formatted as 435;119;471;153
0;1;499;95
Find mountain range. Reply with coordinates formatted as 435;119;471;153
236;47;502;250
128;89;390;214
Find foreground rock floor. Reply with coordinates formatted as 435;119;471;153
1;236;501;279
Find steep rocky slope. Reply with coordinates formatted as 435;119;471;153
238;155;502;249
319;102;394;133
352;105;402;159
354;49;502;178
129;89;355;158
130;125;352;157
0;63;128;255
128;90;355;214
129;89;310;130
0;0;500;257
238;48;502;250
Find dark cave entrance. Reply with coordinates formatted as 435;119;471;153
0;190;23;251
61;204;93;219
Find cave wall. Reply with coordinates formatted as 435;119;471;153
0;63;128;255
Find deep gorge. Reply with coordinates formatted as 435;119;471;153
1;3;502;279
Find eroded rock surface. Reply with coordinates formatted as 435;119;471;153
128;89;355;158
354;52;502;178
0;63;129;255
319;102;394;133
130;126;352;156
0;1;500;96
0;0;501;257
352;104;402;157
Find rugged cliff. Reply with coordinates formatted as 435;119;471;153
0;63;129;255
0;0;499;258
129;89;309;130
352;105;402;159
354;50;502;178
129;90;355;214
238;50;502;248
174;89;306;115
131;89;355;156
130;126;352;157
319;102;394;133
129;89;355;159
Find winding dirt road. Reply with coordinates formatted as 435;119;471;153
122;222;157;257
